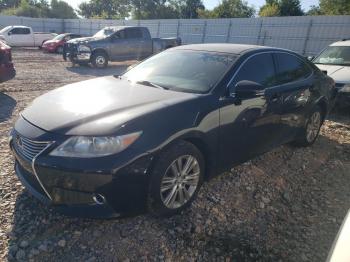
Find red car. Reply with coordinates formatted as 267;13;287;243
42;33;82;53
0;40;15;83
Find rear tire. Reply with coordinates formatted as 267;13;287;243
292;105;323;147
148;141;204;217
91;52;108;68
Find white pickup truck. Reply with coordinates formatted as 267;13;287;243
0;25;56;47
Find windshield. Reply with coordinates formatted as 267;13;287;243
53;34;66;41
123;50;236;93
0;26;11;34
314;46;350;66
93;28;118;38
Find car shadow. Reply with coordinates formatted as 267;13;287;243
5;134;350;261
0;93;16;123
66;63;134;78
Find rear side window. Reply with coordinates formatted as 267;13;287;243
232;53;276;90
22;28;30;34
126;28;143;39
274;53;312;85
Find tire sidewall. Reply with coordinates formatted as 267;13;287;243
92;52;108;68
148;141;205;216
296;105;323;146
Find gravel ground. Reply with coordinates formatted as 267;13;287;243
0;49;349;262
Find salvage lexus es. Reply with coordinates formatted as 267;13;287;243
10;44;335;218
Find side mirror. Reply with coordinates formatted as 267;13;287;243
307;56;314;61
8;31;12;36
233;80;264;99
321;70;328;75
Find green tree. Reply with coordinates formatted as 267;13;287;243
78;0;130;19
279;0;303;16
307;5;323;15
199;0;254;18
259;0;303;17
259;3;280;16
130;0;179;19
319;0;350;15
50;0;77;18
170;0;204;18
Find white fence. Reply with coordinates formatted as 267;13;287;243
0;15;349;55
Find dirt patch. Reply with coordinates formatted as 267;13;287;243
0;49;349;262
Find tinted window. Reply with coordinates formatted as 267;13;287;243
113;30;125;39
123;50;236;93
9;28;30;35
233;53;276;90
126;28;143;39
22;28;30;34
274;53;312;85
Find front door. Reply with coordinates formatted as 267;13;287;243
7;27;32;46
219;52;283;169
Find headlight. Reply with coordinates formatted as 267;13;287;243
50;131;142;158
340;84;350;93
78;45;91;52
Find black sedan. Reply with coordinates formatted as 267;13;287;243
10;44;335;218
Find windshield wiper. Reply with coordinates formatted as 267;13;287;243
136;80;168;90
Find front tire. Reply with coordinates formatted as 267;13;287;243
56;46;63;54
91;52;108;68
292;105;323;147
148;141;204;216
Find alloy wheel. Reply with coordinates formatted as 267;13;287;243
306;111;321;143
95;56;106;67
160;155;200;209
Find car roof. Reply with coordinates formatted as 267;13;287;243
171;43;285;55
331;40;350;47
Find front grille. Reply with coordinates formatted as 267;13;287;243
13;134;50;161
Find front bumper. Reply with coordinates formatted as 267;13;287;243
10;124;153;218
336;91;350;107
63;43;91;63
42;45;57;52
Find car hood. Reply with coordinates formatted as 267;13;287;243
67;36;103;45
22;76;196;136
43;39;59;45
315;64;350;84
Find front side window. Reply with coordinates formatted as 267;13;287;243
232;53;276;90
123;50;237;93
313;46;350;66
9;28;22;35
274;53;312;85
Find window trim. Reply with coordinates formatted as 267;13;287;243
227;51;314;91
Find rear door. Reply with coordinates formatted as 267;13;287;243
272;52;315;144
219;52;282;168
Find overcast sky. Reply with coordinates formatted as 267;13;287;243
66;0;319;12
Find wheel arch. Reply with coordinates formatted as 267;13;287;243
91;48;109;60
151;132;215;181
315;97;328;122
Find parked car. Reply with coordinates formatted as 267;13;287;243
63;26;181;68
327;210;350;262
0;26;56;48
42;33;82;53
10;44;335;218
0;40;15;83
312;39;350;107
